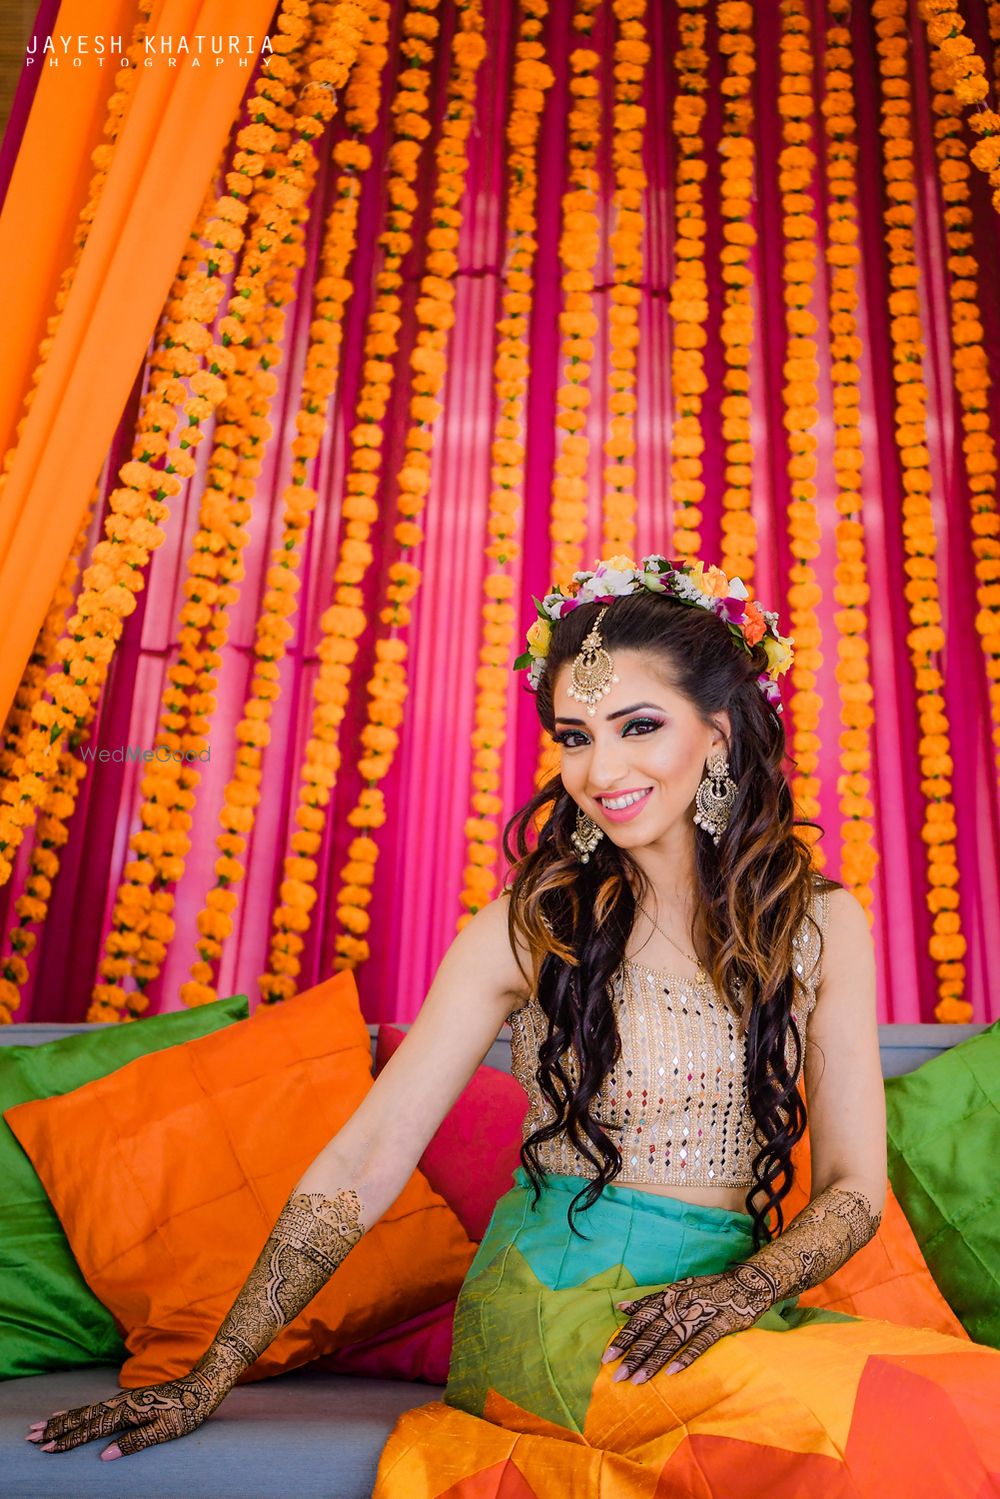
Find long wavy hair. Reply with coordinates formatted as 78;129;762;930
501;588;840;1249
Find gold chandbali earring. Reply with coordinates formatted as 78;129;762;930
570;805;604;863
694;751;738;845
567;604;618;718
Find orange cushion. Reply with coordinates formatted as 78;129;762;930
785;1126;967;1337
4;973;477;1386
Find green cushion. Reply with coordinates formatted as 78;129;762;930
884;1018;1000;1350
0;994;249;1379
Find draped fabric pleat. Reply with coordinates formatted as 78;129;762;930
1;0;998;1025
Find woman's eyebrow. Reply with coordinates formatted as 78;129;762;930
554;701;664;725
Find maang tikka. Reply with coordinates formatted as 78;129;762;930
567;604;617;717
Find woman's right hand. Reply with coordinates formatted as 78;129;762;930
25;1367;232;1460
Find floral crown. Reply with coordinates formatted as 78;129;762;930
513;553;794;713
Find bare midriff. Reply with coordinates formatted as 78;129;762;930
613;1179;752;1216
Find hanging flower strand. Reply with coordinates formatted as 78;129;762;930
328;0;486;974
173;8;375;1011
602;0;649;556
717;1;758;585
533;0;602;805
873;0;968;1021
823;0;879;915
924;21;1000;790
667;0;709;563
916;2;1000;211
0;4;325;903
0;493;98;1023
457;0;554;927
258;0;448;1003
93;27;320;1018
777;0;824;862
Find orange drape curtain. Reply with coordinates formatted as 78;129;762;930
0;0;277;727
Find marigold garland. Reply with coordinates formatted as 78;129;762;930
94;6;380;1015
457;0;554;926
0;493;98;1022
777;0;824;859
531;0;602;803
0;6;344;926
327;0;486;972
717;1;758;584
667;0;708;563
167;8;376;1010
257;0;443;1002
874;0;969;1021
924;19;1000;789
258;0;486;993
601;0;648;557
822;1;878;914
990;2;1000;91
916;2;1000;212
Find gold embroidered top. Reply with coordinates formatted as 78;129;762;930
506;883;830;1189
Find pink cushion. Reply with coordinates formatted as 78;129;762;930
318;1025;528;1384
375;1023;527;1241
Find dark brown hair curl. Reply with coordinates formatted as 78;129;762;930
501;588;840;1249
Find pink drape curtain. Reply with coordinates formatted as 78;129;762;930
2;0;998;1025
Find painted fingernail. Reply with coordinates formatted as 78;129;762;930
665;1361;682;1375
41;1441;56;1452
101;1443;123;1461
612;1366;630;1382
601;1346;620;1363
632;1370;649;1383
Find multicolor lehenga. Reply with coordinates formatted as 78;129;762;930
372;1166;1000;1497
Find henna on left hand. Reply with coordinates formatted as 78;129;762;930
601;1262;777;1384
602;1185;882;1384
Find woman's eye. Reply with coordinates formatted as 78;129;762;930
555;717;660;748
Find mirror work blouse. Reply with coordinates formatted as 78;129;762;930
505;883;831;1189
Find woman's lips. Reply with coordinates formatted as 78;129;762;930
594;786;653;823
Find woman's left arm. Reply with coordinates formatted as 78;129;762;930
604;888;886;1383
737;885;887;1304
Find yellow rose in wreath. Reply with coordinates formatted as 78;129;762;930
526;619;552;658
763;631;794;678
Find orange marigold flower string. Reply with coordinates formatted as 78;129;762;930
532;0;603;800
822;0;878;915
97;7;382;1015
777;0;824;862
326;0;486;973
257;0;446;1002
667;0;709;563
457;1;554;926
716;1;758;585
873;0;969;1021
93;31;321;1016
0;5;327;912
0;493;98;1023
168;8;375;1011
916;1;1000;211
924;16;1000;789
602;0;649;557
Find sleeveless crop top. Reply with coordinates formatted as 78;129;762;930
506;882;830;1189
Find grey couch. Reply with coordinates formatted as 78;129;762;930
0;1020;984;1498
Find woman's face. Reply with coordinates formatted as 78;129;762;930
551;648;730;855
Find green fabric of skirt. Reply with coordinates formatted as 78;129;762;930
444;1165;814;1435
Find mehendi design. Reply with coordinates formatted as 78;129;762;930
603;1263;775;1382
603;1187;881;1383
28;1188;365;1458
741;1186;882;1307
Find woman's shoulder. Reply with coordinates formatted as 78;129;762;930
460;890;535;1014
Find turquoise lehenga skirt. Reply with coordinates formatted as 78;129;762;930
372;1166;1000;1497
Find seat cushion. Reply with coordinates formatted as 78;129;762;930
0;1364;441;1498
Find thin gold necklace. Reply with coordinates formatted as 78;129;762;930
636;900;708;987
